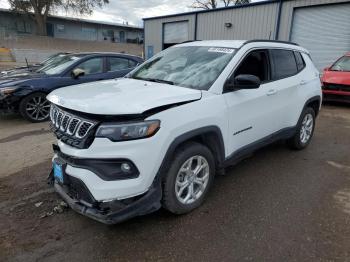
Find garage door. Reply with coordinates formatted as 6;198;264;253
290;3;350;71
163;21;189;47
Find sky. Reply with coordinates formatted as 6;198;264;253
0;0;266;27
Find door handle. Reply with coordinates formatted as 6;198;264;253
266;89;277;96
300;80;307;85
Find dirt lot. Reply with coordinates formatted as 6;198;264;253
0;105;350;262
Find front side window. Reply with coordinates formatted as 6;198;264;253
131;46;236;90
234;50;269;82
270;49;298;80
75;58;103;75
331;56;350;72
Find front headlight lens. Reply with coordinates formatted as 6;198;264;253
95;120;160;142
0;87;17;96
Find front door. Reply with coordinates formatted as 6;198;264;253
224;49;280;154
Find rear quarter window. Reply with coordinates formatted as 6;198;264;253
270;49;298;80
294;51;306;71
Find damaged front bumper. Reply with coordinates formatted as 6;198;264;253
49;164;162;225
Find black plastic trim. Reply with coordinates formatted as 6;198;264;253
303;95;321;117
244;39;299;46
158;126;225;175
53;144;140;181
223;126;296;167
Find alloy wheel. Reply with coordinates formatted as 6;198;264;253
175;155;210;205
25;96;51;121
300;113;314;144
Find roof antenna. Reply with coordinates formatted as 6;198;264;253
25;57;29;70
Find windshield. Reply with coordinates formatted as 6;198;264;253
40;53;62;65
37;54;70;72
38;54;84;75
331;56;350;72
131;46;236;90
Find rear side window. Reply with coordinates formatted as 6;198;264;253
107;57;139;72
108;57;130;71
75;57;103;75
270;49;298;80
129;59;138;68
294;51;306;71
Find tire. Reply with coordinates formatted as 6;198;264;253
19;92;51;123
162;142;215;214
287;107;315;150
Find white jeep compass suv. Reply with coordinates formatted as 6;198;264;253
47;40;322;224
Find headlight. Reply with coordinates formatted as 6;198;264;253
0;87;17;96
95;120;160;142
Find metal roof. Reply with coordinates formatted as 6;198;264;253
143;0;280;21
0;8;143;30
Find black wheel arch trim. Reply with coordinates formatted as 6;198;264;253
303;95;321;117
158;126;226;176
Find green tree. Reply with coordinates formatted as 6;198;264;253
8;0;109;36
191;0;250;9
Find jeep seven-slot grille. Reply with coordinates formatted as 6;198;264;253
50;105;96;140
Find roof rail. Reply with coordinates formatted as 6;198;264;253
244;39;299;46
180;40;202;44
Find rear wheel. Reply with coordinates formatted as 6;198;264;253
162;142;215;214
287;107;315;150
19;92;50;123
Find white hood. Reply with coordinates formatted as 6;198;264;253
47;78;202;115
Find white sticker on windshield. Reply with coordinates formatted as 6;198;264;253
208;47;235;54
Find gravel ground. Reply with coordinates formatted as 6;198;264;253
0;105;349;262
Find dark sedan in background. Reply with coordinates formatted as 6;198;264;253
0;52;143;122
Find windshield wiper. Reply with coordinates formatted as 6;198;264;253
133;76;174;85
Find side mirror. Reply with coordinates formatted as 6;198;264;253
71;68;85;79
224;74;261;91
323;67;330;71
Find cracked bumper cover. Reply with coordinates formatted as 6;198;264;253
52;174;162;225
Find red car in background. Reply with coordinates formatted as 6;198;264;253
321;52;350;103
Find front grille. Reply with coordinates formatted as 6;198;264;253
50;105;96;139
77;122;94;138
323;83;350;92
61;115;71;131
67;118;80;135
50;105;98;149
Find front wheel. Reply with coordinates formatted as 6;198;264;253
287;107;315;150
19;92;51;123
162;142;215;214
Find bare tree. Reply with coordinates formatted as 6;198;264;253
191;0;250;9
8;0;109;36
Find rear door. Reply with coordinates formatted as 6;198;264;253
72;56;108;83
105;56;138;78
267;49;305;128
